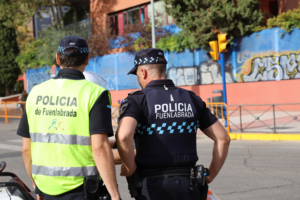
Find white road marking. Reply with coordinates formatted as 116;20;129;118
7;139;23;143
0;144;22;151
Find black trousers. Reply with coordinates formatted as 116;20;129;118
135;176;201;200
43;191;98;200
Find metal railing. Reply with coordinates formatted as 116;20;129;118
111;104;120;126
0;102;231;134
207;103;230;134
0;101;25;123
228;103;300;133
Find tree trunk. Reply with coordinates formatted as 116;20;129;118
59;5;64;27
73;6;77;23
5;85;9;96
52;0;59;26
49;7;55;26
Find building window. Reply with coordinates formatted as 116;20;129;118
109;13;118;35
109;4;147;36
147;1;173;26
269;0;278;16
108;0;173;36
128;7;140;25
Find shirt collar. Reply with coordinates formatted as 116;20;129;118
55;68;85;80
145;79;175;88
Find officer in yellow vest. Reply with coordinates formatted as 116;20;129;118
17;36;121;200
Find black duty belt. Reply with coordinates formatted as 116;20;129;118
37;184;84;197
140;167;191;179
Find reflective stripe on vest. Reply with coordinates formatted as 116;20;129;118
26;79;110;195
32;165;98;177
30;133;91;146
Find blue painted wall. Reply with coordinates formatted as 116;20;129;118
26;66;60;93
26;27;300;92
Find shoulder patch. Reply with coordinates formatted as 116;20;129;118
119;103;128;116
128;90;141;95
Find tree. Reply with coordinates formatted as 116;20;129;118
0;21;20;96
163;0;265;50
36;24;89;66
15;39;45;72
0;0;66;29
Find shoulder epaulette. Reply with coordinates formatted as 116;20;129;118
128;90;141;95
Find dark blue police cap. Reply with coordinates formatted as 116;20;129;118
57;35;89;57
128;48;168;75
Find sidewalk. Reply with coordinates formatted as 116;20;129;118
228;110;300;133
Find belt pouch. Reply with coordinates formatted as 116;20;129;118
84;175;100;199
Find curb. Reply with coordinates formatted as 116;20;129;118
229;133;300;141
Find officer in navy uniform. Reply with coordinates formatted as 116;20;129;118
116;48;231;200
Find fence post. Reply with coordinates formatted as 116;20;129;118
239;106;242;132
273;104;276;133
4;102;8;124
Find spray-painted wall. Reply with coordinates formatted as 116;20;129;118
26;66;60;93
26;27;300;92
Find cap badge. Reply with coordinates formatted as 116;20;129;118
70;43;75;45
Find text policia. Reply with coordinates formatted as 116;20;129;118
154;103;194;119
35;95;78;117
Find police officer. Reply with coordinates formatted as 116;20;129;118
116;48;230;200
17;36;121;200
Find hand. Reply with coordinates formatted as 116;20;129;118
120;163;136;177
37;194;43;200
205;176;214;184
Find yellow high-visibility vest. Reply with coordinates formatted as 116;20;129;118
26;78;110;195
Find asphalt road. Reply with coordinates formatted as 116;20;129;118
0;118;300;200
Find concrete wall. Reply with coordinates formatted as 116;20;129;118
26;27;300;108
109;79;300;108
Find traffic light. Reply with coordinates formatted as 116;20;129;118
208;41;219;61
218;33;229;52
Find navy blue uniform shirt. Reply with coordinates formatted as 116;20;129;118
119;79;217;130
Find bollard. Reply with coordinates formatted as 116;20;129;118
4;102;8;124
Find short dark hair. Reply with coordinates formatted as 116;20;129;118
146;63;166;76
58;48;88;67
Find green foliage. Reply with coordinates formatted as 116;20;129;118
15;80;24;93
267;6;300;32
36;25;88;66
63;6;90;25
0;21;20;95
15;39;45;72
157;31;198;52
0;0;37;28
0;0;66;29
134;37;150;51
163;0;264;50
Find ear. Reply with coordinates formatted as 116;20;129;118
56;53;61;65
141;67;147;80
85;55;90;65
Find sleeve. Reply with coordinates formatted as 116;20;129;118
190;92;218;130
118;95;142;123
89;91;114;137
17;109;30;138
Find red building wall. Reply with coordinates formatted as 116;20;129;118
110;79;300;110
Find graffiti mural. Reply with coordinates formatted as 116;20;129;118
237;52;300;82
167;61;235;86
27;72;50;92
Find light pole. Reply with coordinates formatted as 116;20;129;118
151;0;156;48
